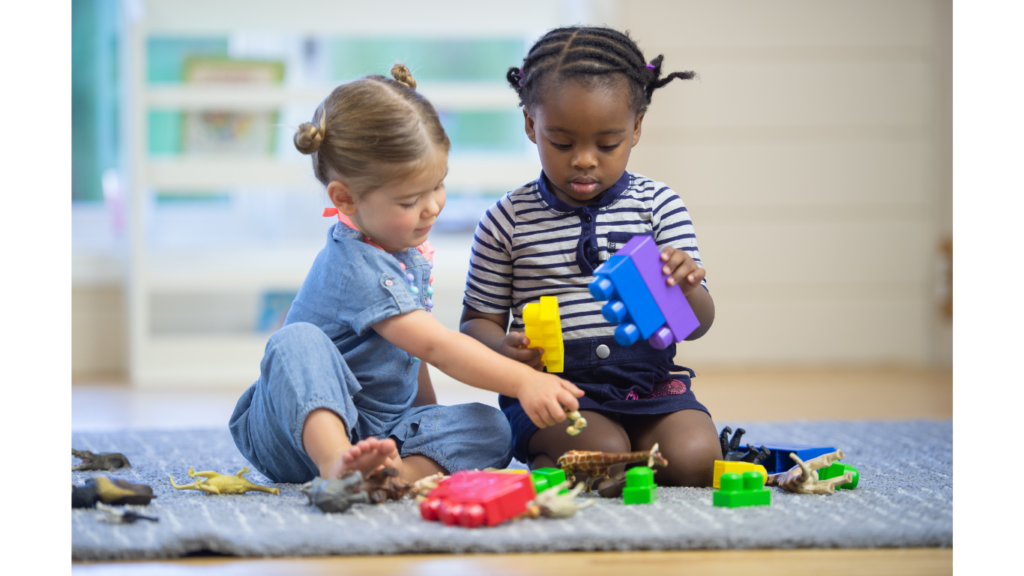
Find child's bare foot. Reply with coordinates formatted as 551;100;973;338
326;437;399;479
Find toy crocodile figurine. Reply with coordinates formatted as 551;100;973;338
766;450;853;495
169;466;280;495
72;476;155;508
72;449;131;472
718;427;771;465
557;443;668;492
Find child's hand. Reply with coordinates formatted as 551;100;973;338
498;332;545;370
660;246;706;296
517;373;584;429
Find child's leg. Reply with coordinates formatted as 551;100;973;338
389;402;513;481
527;411;632;487
622;409;722;487
229;322;378;483
301;409;397;480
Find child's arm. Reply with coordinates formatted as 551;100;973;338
460;308;545;369
373;310;582;427
411;362;437;407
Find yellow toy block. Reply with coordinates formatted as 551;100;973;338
523;296;564;373
713;460;769;489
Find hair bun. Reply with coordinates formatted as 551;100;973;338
293;111;326;155
390;64;417;90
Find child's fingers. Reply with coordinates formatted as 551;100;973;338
509;346;543;362
557;389;580;412
662;250;688;278
559;379;585;398
507;332;530;347
667;260;698;287
533;403;558;428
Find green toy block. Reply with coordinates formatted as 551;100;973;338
817;462;859;490
713;471;770;508
531;467;567;494
623;466;657;505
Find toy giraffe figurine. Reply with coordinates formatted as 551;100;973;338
765;450;852;495
557;444;668;492
169;466;280;495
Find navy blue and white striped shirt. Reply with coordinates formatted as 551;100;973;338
463;171;707;341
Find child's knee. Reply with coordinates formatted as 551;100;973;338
456;403;514;468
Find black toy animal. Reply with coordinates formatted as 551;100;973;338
719;426;771;465
72;449;131;471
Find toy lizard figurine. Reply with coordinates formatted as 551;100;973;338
565;410;588;436
718;427;771;465
532;480;594;518
169;466;280;495
72;476;155;508
72;449;131;471
301;472;370;513
558;443;668;493
765;450;853;495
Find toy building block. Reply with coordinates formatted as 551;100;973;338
817;462;859;490
419;471;536;528
613;235;700;347
622;466;658;505
712;460;769;489
523;296;565;373
740;443;837;475
531;467;567;494
589;255;667;346
713;471;771;509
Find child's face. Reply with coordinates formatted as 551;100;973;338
339;147;448;252
524;78;643;206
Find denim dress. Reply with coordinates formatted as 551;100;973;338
229;222;512;483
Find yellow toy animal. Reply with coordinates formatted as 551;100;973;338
169;466;280;495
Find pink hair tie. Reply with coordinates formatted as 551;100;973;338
646;63;655;70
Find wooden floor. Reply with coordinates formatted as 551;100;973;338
71;366;953;575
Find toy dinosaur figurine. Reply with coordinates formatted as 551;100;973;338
765;450;853;495
558;443;668;492
169;466;280;495
412;472;446;503
532;480;594;518
95;502;159;524
72;449;131;471
301;473;370;513
72;476;155;508
719;427;771;465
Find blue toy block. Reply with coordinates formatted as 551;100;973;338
741;443;837;474
616;235;700;346
589;255;666;345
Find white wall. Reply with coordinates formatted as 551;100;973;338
619;0;952;367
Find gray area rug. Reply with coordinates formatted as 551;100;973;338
71;420;952;560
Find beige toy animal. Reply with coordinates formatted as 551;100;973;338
558;443;668;493
169;466;280;495
765;450;853;495
533;481;594;518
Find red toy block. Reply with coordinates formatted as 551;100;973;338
616;235;700;347
419;471;536;528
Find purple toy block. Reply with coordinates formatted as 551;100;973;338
618;236;700;344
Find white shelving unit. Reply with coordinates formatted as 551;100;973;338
118;0;571;388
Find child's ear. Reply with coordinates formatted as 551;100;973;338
327;180;358;216
523;108;538;145
632;112;645;147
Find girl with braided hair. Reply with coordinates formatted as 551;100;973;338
230;64;583;486
461;28;722;488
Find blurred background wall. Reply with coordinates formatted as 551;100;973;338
72;0;952;387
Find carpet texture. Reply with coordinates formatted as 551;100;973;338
71;420;952;560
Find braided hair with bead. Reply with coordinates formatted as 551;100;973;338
507;27;695;115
